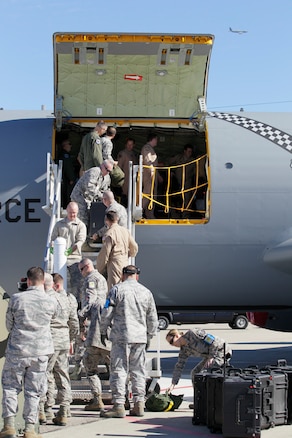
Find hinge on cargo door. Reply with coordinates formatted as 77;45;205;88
190;96;208;133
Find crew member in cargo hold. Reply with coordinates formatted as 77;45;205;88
78;120;107;175
141;133;162;219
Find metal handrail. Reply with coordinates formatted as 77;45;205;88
43;153;63;272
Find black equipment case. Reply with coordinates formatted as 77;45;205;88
193;366;230;427
88;201;106;241
222;373;262;438
259;370;288;428
263;359;292;424
192;370;208;425
222;368;288;437
192;352;288;436
206;369;225;433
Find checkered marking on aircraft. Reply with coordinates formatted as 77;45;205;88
208;112;292;153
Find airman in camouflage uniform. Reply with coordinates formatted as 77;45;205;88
79;259;108;309
39;273;79;427
78;259;110;411
50;201;86;303
166;328;232;393
70;259;108;381
100;265;158;418
0;267;57;438
70;161;113;228
100;126;117;164
93;190;128;239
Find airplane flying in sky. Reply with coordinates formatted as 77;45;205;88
1;32;292;334
229;27;248;34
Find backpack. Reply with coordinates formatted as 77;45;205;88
145;393;174;412
110;165;125;188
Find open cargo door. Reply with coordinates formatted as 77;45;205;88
53;33;214;223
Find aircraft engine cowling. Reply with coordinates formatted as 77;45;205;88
263;230;292;275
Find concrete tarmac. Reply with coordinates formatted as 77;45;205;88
41;322;292;438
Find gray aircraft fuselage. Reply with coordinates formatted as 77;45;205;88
1;111;292;318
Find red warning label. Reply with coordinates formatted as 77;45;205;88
124;74;143;81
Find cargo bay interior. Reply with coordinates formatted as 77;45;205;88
54;121;209;222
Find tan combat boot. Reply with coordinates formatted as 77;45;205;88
38;412;46;425
100;404;125;418
52;405;67;426
0;426;16;438
38;402;46;425
84;395;104;411
129;401;144;417
23;431;42;438
44;407;54;422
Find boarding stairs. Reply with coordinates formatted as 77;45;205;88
42;153;142;268
41;154;161;404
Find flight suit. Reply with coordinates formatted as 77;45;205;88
117;148;138;198
96;223;138;289
78;131;102;171
141;143;158;219
51;217;86;302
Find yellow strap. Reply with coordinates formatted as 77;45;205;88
164;400;174;412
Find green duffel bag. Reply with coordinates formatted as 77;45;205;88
110;165;125;188
145;393;174;412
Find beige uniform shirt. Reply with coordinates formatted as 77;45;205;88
96;223;138;289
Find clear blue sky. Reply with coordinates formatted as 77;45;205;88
1;0;292;112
